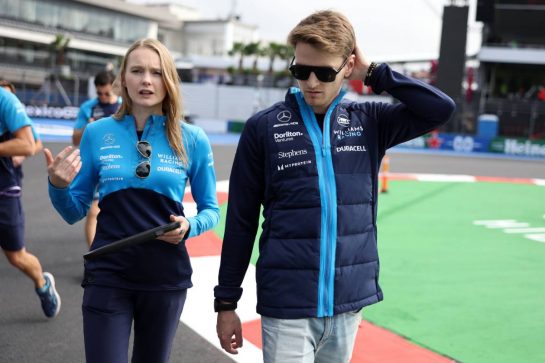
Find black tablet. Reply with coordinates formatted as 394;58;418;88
83;221;181;260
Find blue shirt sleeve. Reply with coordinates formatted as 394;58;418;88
186;127;220;238
48;126;98;224
0;90;32;134
73;99;95;130
30;122;40;141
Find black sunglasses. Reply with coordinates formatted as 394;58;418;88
135;140;152;178
289;56;350;83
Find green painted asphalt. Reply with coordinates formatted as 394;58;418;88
213;180;545;363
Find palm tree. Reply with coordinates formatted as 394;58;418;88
50;34;70;67
264;42;284;74
228;42;246;73
279;44;294;70
244;42;261;73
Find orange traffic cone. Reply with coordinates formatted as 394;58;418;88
380;155;390;193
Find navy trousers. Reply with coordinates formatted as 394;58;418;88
82;285;187;363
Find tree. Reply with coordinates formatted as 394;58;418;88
244;42;261;73
278;44;294;70
50;34;70;67
228;42;246;73
264;42;284;74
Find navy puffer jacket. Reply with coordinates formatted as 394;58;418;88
215;64;455;318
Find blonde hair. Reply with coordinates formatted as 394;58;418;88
287;10;356;59
114;38;187;164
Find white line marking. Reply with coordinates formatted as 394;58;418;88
524;234;545;243
182;256;263;363
504;227;545;234
414;174;476;182
473;220;530;228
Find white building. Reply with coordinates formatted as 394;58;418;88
0;0;261;104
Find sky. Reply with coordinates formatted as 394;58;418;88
181;0;483;61
132;0;482;62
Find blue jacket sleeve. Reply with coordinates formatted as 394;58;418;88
214;115;265;302
365;63;456;152
186;127;220;237
48;126;98;224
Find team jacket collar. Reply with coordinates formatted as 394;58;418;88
285;87;347;114
121;114;167;128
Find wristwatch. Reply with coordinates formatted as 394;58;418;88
214;298;237;312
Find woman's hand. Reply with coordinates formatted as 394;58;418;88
157;214;190;245
43;146;81;188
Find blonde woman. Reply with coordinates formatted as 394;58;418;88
45;38;219;363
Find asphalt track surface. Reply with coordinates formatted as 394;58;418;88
1;141;544;363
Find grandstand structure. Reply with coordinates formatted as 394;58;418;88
476;0;545;139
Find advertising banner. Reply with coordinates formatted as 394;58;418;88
490;137;545;158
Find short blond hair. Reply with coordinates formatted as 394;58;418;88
114;38;187;164
287;10;356;58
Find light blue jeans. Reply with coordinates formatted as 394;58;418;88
261;310;362;363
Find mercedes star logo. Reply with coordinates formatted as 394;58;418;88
277;110;292;123
103;133;115;145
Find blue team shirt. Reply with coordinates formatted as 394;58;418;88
0;87;34;190
74;97;121;130
49;114;220;290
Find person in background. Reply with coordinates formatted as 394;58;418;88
45;38;219;363
0;80;43;169
214;10;455;363
72;70;121;247
1;86;61;319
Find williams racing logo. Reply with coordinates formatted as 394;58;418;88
334;125;364;141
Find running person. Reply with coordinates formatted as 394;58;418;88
72;70;121;247
0;86;61;319
45;38;220;363
1;80;44;174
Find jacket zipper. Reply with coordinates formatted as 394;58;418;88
293;88;344;317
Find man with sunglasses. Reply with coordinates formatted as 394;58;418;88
215;10;455;363
73;70;121;248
